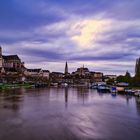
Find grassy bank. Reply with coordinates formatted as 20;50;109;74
0;83;34;90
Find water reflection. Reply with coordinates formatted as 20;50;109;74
65;87;68;108
0;88;140;140
0;89;23;111
77;87;89;104
135;97;140;116
125;95;132;105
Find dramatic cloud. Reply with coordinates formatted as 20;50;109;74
0;0;140;75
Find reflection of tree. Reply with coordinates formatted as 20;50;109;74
135;97;140;116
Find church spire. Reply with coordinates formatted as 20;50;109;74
65;61;68;75
83;64;84;68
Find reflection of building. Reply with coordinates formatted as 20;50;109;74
77;87;89;104
65;88;68;103
65;88;68;108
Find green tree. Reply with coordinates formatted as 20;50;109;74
133;58;140;87
135;58;140;77
106;78;115;85
117;71;132;84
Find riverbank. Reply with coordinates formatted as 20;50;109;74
0;83;34;90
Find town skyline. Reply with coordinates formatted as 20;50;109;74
0;0;140;75
0;45;137;76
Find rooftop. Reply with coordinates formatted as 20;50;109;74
2;55;20;60
27;69;42;72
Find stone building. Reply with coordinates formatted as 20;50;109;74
24;69;50;83
25;69;43;77
0;46;26;83
71;65;103;82
2;55;25;72
72;66;90;77
104;75;117;82
90;72;103;82
0;47;25;73
50;72;64;83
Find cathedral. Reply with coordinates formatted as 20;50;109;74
0;46;25;74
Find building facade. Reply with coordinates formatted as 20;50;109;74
0;47;25;73
24;69;50;83
0;46;26;83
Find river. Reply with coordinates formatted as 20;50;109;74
0;87;140;140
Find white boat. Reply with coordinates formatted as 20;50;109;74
97;84;110;92
51;83;58;87
135;90;140;97
89;83;98;89
125;89;135;95
61;83;68;87
116;82;130;93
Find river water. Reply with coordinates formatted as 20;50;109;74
0;87;140;140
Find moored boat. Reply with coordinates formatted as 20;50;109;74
135;90;140;97
110;86;117;93
116;82;129;94
97;84;110;93
89;83;98;89
61;83;68;87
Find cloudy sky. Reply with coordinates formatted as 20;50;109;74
0;0;140;75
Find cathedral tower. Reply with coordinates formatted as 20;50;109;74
65;61;68;76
